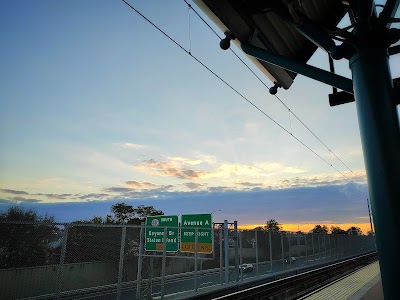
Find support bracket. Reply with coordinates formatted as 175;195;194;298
241;42;354;94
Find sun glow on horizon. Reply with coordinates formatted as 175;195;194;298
238;223;373;234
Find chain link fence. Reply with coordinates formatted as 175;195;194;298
0;221;376;300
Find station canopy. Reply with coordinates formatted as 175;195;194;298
193;0;348;89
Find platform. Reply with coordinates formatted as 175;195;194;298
300;261;383;300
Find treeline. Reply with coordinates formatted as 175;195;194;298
0;203;164;269
254;219;373;236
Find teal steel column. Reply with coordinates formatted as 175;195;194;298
350;47;400;298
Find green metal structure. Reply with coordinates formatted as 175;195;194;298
195;0;400;297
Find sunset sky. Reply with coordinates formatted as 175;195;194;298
1;1;399;233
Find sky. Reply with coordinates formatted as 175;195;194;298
1;1;399;233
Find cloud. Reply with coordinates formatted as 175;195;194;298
12;197;41;203
115;142;147;150
125;181;157;188
0;189;29;195
0;182;370;225
0;199;12;204
78;193;110;200
41;193;73;200
234;180;264;187
185;182;206;190
104;187;133;193
133;157;308;182
168;157;202;165
278;170;366;189
134;159;208;179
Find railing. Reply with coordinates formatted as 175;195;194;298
0;221;376;300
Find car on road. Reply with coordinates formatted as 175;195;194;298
239;263;254;273
285;257;297;264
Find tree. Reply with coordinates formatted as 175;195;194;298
347;226;362;235
65;203;165;264
109;203;135;224
265;219;282;232
106;203;164;224
0;206;58;268
311;224;328;234
367;230;375;236
331;226;347;235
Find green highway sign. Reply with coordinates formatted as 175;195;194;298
180;214;213;253
145;215;178;252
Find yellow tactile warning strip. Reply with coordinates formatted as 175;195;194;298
301;261;380;300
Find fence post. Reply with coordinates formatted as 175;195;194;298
194;227;198;292
328;234;332;261
312;233;315;258
219;227;223;285
281;232;284;270
161;227;167;299
255;230;259;276
239;231;243;281
297;233;300;259
269;231;273;272
116;226;127;300
148;257;154;300
136;223;144;300
234;221;239;282
318;234;321;258
224;220;229;284
288;233;291;266
56;224;69;300
305;234;308;264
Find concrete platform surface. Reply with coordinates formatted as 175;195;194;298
300;261;382;300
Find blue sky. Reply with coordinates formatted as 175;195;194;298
1;1;399;230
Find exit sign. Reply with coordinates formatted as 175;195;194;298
180;214;213;253
145;215;178;252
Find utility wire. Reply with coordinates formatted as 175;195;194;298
184;0;356;176
121;0;346;177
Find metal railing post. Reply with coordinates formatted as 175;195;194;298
297;233;300;259
219;227;223;285
318;234;321;258
269;231;273;272
224;220;229;284
255;230;259;276
116;226;127;300
161;227;167;299
288;233;291;266
56;224;69;300
234;221;239;282
305;234;308;264
194;227;198;291
281;232;284;270
239;231;243;281
312;233;315;258
136;223;144;300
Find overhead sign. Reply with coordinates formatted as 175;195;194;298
145;215;178;252
180;214;213;254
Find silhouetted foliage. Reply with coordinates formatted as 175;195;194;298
0;206;58;268
347;226;362;235
65;203;164;263
78;203;165;225
330;226;347;234
265;219;282;232
311;224;328;234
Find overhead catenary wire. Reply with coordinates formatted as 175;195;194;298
121;0;347;177
184;0;356;176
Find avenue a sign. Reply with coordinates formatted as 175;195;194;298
180;214;213;254
145;215;178;252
